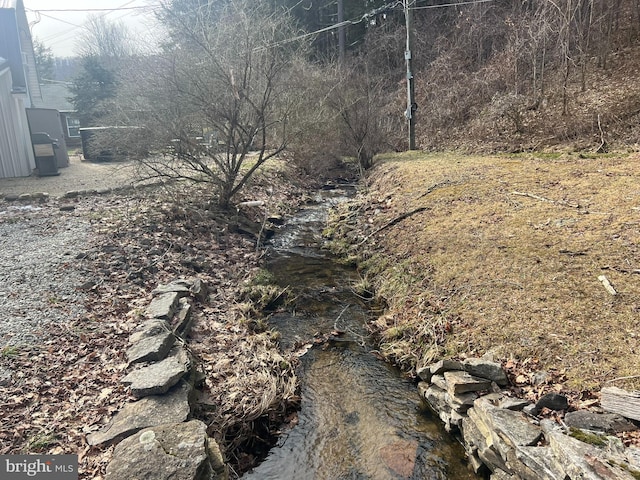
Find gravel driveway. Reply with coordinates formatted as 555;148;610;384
0;212;89;346
0;155;140;199
0;157;139;348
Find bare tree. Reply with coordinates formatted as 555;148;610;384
76;16;138;60
71;16;140;128
525;3;554;101
325;62;398;173
112;0;309;208
543;0;600;113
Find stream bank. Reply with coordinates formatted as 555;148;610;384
416;358;640;479
242;186;477;479
322;155;640;479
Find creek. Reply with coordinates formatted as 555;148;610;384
242;187;478;480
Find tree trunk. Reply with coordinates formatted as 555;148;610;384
562;56;570;116
218;182;234;209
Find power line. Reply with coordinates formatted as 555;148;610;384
410;0;494;10
33;0;152;51
257;1;402;51
26;6;149;13
33;11;83;29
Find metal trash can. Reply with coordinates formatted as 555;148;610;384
31;132;60;176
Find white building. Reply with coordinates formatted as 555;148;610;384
0;0;42;178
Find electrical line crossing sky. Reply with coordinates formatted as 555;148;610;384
23;0;495;58
24;0;160;57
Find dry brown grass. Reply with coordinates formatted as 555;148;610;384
190;317;298;452
336;151;640;393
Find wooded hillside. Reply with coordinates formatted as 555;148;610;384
296;0;640;153
403;0;640;152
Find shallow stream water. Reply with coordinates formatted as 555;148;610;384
242;187;478;480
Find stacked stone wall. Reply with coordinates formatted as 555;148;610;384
417;357;640;479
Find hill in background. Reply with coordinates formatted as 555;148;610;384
358;0;640;153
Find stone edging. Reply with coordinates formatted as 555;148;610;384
2;179;169;203
86;277;228;480
417;358;640;479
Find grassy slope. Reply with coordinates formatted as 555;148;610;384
335;151;640;395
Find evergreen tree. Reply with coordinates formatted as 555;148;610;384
33;39;54;83
69;57;117;127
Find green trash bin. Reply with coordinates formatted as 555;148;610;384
31;132;60;176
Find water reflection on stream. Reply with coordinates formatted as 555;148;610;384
242;188;477;480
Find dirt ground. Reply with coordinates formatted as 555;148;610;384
0;155;141;198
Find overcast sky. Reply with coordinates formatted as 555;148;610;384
24;0;161;57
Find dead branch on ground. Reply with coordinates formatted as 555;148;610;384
510;191;581;208
358;206;429;246
358;181;454;246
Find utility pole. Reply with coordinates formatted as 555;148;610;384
338;0;345;63
404;0;416;150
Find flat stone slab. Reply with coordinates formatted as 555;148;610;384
0;366;12;386
122;346;191;398
490;469;515;480
431;374;447;391
512;445;563;480
126;330;175;365
444;370;492;396
152;282;191;298
417;382;430;400
129;319;171;345
601;387;640;422
416;364;433;383
152;278;208;302
626;446;640;470
87;380;192;446
429;359;464;376
543;420;635;480
463;357;509;386
105;420;226;480
474;397;543;449
421;384;448;412
449;391;478;413
173;298;193;336
564;410;638;434
480;392;530;411
499;397;531;411
146;292;181;320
